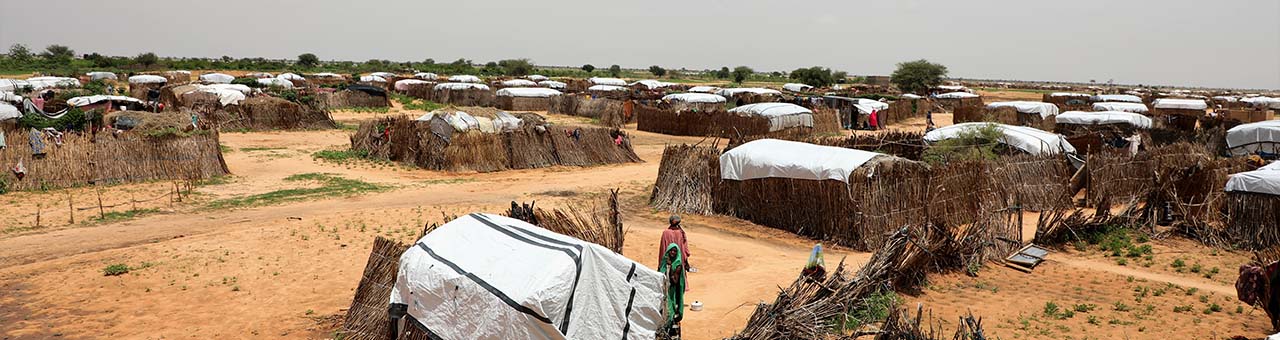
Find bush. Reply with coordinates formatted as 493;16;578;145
920;123;1005;164
790;66;835;88
732;66;753;83
21;107;90;131
103;264;130;276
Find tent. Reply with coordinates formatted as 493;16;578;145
256;78;295;88
925;122;1077;156
415;72;439;80
589;77;628;86
728;103;814;131
986;101;1061;119
1152;98;1208;110
497;87;562;98
277;73;306;81
501;79;538;87
1055;111;1153;129
539;80;567;89
199;73;235;84
716;88;782;97
688;86;720;93
26;76;80;90
448;75;483;83
86;72;118;81
66;95;145;107
934;92;979;99
1090;94;1142;103
1241;96;1280;110
588;85;627;92
390;213;665;340
1091;102;1149;114
128;75;168;84
526;75;549;82
782;83;814;92
359;75;388;83
1226;120;1280;157
0;79;30;92
395;79;433;91
1225;162;1280;196
197;87;247;106
661;93;725;103
435;83;490;91
632;79;675;89
720;139;884;183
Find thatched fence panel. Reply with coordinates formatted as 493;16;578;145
1226;193;1280;250
986;154;1073;211
1;130;228;191
649;144;720;215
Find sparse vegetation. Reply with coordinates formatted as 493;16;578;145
103;264;130;276
205;173;389;209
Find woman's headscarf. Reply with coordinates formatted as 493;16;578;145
659;242;685;324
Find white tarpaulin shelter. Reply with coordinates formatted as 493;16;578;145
1055;111;1153;129
414;72;439;80
449;75;483;83
1226;120;1280;156
632;79;675;89
688;86;719;93
197;87;247;106
662;93;725;103
277;73;305;81
203;84;252;95
359;75;388;83
539;80;567;89
1152;98;1207;110
900;93;923;99
497;87;562;98
0;79;30;92
588;85;627;92
1242;96;1280;109
720;139;884;183
246;72;274;78
986;101;1061;119
1091;102;1149;114
370;72;397;78
782;83;814;92
937;85;969;92
925;122;1077;156
1225;163;1280;196
502;79;538;87
728;103;813;131
1049;92;1090;98
256;78;294;88
199;73;235;84
26;76;80;90
128;75;168;84
1212;96;1238;102
313;72;343;79
66;95;144;107
1091;94;1142;103
716;88;782;97
395;79;433;91
0;102;19;120
435;83;490;91
589;77;627;86
527;75;549;82
391;213;665;340
934;92;979;99
86;72;118;81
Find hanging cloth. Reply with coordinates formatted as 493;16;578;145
28;128;45;156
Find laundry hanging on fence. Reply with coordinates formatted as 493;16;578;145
0;130;6;149
28;128;45;156
12;160;25;180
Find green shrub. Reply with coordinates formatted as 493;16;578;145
921;123;1005;164
103;264;130;276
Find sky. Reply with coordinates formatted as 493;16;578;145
2;0;1277;89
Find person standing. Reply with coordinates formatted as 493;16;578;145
659;215;692;277
659;243;686;338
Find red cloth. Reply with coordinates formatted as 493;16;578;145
869;110;879;129
659;227;690;265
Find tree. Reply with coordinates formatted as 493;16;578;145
581;64;595;73
715;67;730;79
297;53;319;67
7;44;31;62
731;66;754;83
833;71;849;83
498;59;534;76
648;65;666;77
608;65;622;77
890;59;948;94
423;58;435;65
789;66;835;87
135;52;159;68
40;44;75;64
85;53;113;67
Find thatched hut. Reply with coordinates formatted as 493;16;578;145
822;96;890;129
586;85;630;100
548;94;628;127
202;96;336;131
1151;98;1207;131
1225;162;1280;249
717;87;782;106
1091;94;1144;104
720;103;841;138
538;80;566;89
934;91;983;121
319;85;390;110
162;70;192;84
983;101;1061;130
924;122;1078;159
688;86;720;93
1226;120;1280;157
308;72;346;86
495;87;562;111
393;79;434;95
1054;111;1152;154
128;75;168;101
432;83;493;106
255;77;295;89
588;77;627;86
631;79;676;90
1043;92;1092;111
635;93;728;136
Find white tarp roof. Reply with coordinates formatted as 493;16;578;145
589;77;628;86
526;75;549;81
662;93;726;103
1212;96;1239;102
588;85;627;92
1055;111;1153;129
129;75;168;84
934;92;979;99
359;75;388;83
1225;163;1280;196
394;79;433;91
925;122;1077;156
246;72;274;78
256;78;294;88
313;72;343;78
539;80;567;89
203;83;252;94
729;103;814;131
900;93;923;99
496;87;562;98
414;72;438;80
26;76;80;89
1226;120;1280;156
435;83;490;91
688;86;720;93
277;73;305;80
392;213;665;340
502;79;538;87
0;79;30;92
0;102;20;120
1091;102;1149;114
986;101;1061;118
448;75;482;83
199;73;235;84
783;83;814;92
370;72;397;78
632;79;675;89
1152;98;1207;110
716;88;782;97
1091;94;1142;103
1242;96;1280;109
720;139;884;183
1049;92;1090;97
86;72;117;81
937;85;969;92
197;87;247;106
66;95;144;107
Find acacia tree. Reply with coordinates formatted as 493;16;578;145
648;65;666;77
891;59;948;94
581;64;595;73
498;59;534;76
789;66;835;87
297;53;319;67
715;67;730;79
608;64;622;77
135;52;159;68
731;66;753;83
7;44;31;62
41;45;74;65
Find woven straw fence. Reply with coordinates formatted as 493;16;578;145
1;130;228;191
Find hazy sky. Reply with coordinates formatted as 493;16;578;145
2;0;1277;89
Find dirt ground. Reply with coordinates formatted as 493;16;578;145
0;101;1270;339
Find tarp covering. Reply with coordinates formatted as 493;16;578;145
129;75;168;84
539;80;567;89
782;83;813;92
900;93;923;99
86;72;117;81
1225;163;1280;196
204;83;252;94
502;79;538;87
313;72;343;78
1212;96;1238;102
1049;92;1090;98
1152;98;1207;110
435;83;490;91
370;72;397;78
688;86;720;93
395;79;434;91
526;75;549;82
934;92;979;99
1055;111;1153;129
589;77;628;86
720;139;883;183
1226;120;1280;156
0;102;19;120
728;103;814;131
1091;102;1149;114
986;101;1061;118
26;76;80;89
497;87;563;98
632;79;675;89
66;95;144;107
937;85;969;92
246;72;274;78
256;78;295;88
925;122;1077;156
717;88;782;97
1091;94;1142;103
199;73;235;84
277;73;306;81
0;79;30;92
359;75;388;83
588;85;627;92
414;72;439;80
198;87;247;106
1242;96;1280;109
448;75;483;83
662;93;725;103
391;213;665;340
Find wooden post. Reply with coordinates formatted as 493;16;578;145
36;203;41;228
130;191;137;211
66;190;74;225
96;184;105;219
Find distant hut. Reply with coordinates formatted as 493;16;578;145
1151;98;1207;131
414;72;439;80
933;91;983;121
983;101;1061;130
245;72;274;78
688;86;720;93
1091;102;1150;114
256;78;295;89
447;75;483;83
1043;92;1091;111
1224;161;1280;249
499;79;538;88
1054;111;1153;154
1226;120;1280;158
433;83;493;106
495;87;562;111
199;72;235;84
526;75;549;82
128;75;168;101
162;70;193;84
716;87;782;106
320;85;390;110
394;79;435;98
782;83;814;93
66;95;146;114
925;122;1078;157
277;73;308;87
635;93;727;136
309;72;346;86
1090;94;1143;104
588;77;627;86
538;80;567;90
85;71;118;81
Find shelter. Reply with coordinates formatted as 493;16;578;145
935;92;984;121
389;213;664;340
1054;111;1152;154
589;77;628;86
246;72;274;78
370;72;397;78
66;95;146;113
1043;92;1092;111
984;101;1061;130
526;75;549;82
782;83;814;92
539;80;567;89
635;94;736;136
277;73;305;81
448;75;483;83
162;70;192;84
934;92;979;99
26;76;80;90
358;75;388;83
256;78;295;88
688;86;720;93
495;87;563;111
209;96;336;131
414;72;439;80
632;79;675;90
925;122;1077;156
204;83;252;95
661;93;726;112
1225;162;1280;249
500;79;537;87
1226;120;1280;157
1092;102;1150;114
320;85;389;109
822;96;890;129
729;103;814;132
433;83;494;107
199;73;234;84
309;72;346;86
0;79;31;92
716;88;782;105
128;75;168;100
1242;96;1280;110
85;72;117;81
1152;98;1207;130
1091;94;1143;103
0;102;19;121
394;79;434;91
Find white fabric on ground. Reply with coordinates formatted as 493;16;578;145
934;92;979;99
394;79;433;91
435;83;490;91
256;78;294;88
359;75;388;83
414;72;438;80
129;75;168;84
539;80;567;89
66;95;144;107
1055;111;1153;129
448;75;483;83
501;79;538;87
924;122;1077;156
986;101;1061;119
720;139;883;183
277;73;305;80
1225;166;1280;196
1263;161;1280;171
729;103;814;131
716;88;782;97
496;87;562;98
688;86;720;93
199;73;235;84
588;85;627;92
246;72;273;78
632;79;675;89
1091;102;1149;114
1091;94;1142;103
86;72;117;81
0;102;20;120
392;213;665;340
662;93;726;103
589;77;627;86
1226;120;1280;156
526;75;549;82
492;111;523;131
1152;98;1207;110
782;83;813;92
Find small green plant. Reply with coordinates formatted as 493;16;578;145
1173;305;1193;313
305;309;315;315
1198;295;1209;303
1204;267;1220;278
1113;301;1131;312
1043;301;1061;318
1115;258;1127;266
1185;287;1198;296
842;290;900;329
103;264;130;276
1171;258;1186;269
1190;263;1203;273
1087;315;1099;325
